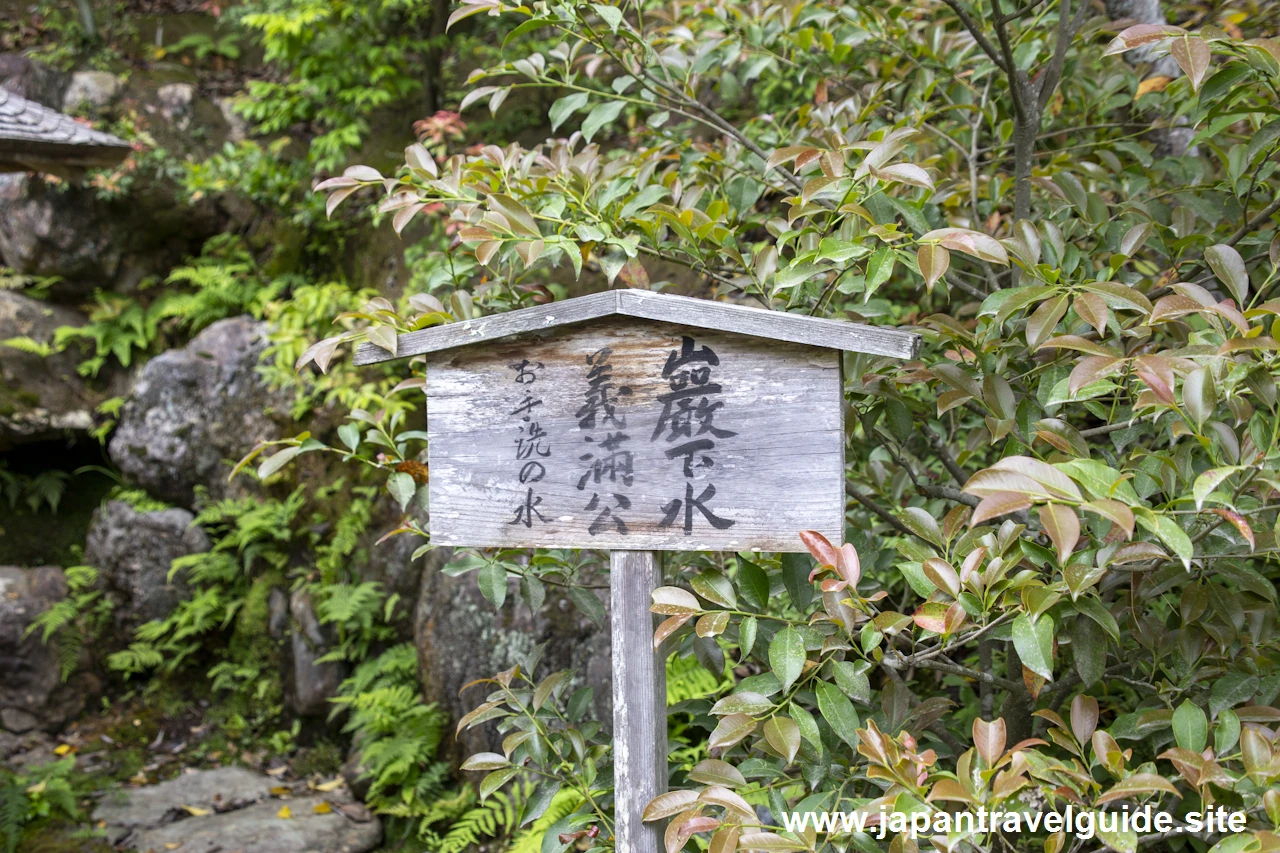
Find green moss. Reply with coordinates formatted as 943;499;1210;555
292;740;343;778
17;821;115;853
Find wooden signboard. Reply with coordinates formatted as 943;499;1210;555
355;290;919;853
424;319;845;552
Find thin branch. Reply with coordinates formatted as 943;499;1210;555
918;483;979;508
1036;0;1090;112
846;484;915;537
939;0;1010;74
945;271;990;301
885;649;1023;691
926;430;969;486
1224;195;1280;248
989;0;1032;122
1080;420;1139;438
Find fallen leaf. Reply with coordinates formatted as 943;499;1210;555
53;744;72;756
270;786;291;797
314;802;333;814
277;805;292;819
313;778;344;793
181;805;212;817
266;765;288;776
1135;76;1172;99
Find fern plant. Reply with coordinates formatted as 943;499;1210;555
162;235;288;333
0;758;79;853
430;785;530;853
330;644;460;842
107;488;307;678
25;566;111;681
0;464;71;514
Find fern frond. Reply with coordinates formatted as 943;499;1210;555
1;336;54;357
432;785;530;853
508;791;585;853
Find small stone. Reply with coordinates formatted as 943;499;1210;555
155;83;195;129
0;708;39;733
62;70;122;111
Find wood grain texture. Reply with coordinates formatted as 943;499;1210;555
425;318;844;551
610;551;666;853
353;289;921;365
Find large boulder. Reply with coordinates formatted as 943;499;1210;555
84;500;211;631
0;173;126;297
0;174;222;299
0;290;104;447
94;766;380;853
108;317;293;507
0;566;98;733
413;548;613;759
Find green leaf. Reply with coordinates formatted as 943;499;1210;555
581;101;625;142
1173;700;1208;752
1071;616;1106;687
1215;708;1240;755
691;570;737;609
1192;466;1239;510
769;626;806;694
864;247;896;301
763;716;800;764
257;445;303;480
480;767;519;801
337;423;361;452
789;703;823;752
569;587;606;629
739;615;757;661
387;471;418;512
521;780;562;827
1204;244;1249;305
1210;672;1255;716
815;681;860;749
780;553;813;611
832;660;871;703
478;562;508;608
591;3;623;32
549;92;589;132
737;557;769;610
1074;596;1120;643
1012;614;1054;681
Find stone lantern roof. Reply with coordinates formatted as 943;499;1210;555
0;85;131;177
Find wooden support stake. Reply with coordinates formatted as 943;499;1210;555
610;550;667;853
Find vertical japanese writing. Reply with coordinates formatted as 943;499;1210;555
652;336;736;534
508;358;550;527
575;346;634;535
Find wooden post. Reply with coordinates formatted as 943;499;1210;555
610;550;667;853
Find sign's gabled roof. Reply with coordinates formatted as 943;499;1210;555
0;86;131;173
353;289;921;365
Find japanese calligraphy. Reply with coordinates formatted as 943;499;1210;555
576;347;633;535
653;336;735;534
508;358;551;528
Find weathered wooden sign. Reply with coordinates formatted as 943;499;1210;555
354;288;920;853
425;319;845;551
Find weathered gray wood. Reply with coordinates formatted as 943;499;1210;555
425;318;844;551
610;550;666;853
353;289;921;365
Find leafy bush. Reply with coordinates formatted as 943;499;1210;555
296;0;1280;850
